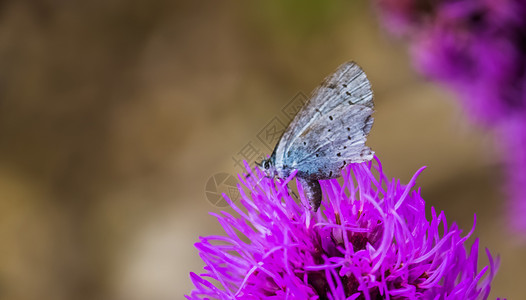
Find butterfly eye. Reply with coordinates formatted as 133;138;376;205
264;160;270;169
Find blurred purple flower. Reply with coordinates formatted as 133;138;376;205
376;0;526;124
375;0;526;233
187;158;499;299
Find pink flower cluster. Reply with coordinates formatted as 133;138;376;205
187;158;499;299
375;0;526;233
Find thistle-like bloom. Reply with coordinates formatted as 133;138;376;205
187;157;499;299
374;0;526;234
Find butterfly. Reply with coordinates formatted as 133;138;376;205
257;61;374;211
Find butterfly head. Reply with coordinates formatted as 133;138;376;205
257;157;277;178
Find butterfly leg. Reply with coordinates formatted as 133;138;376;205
298;177;322;212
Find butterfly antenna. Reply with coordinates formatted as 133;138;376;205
242;161;265;180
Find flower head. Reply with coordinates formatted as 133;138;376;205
375;0;526;235
187;157;499;299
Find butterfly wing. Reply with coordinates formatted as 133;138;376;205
286;104;373;178
273;61;373;171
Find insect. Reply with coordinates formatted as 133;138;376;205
257;61;374;211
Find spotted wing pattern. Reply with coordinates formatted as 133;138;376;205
288;104;373;178
274;61;374;174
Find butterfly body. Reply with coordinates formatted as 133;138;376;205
259;62;374;211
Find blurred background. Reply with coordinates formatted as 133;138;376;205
0;1;523;299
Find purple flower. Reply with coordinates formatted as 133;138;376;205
187;157;499;299
374;0;526;234
376;0;526;124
